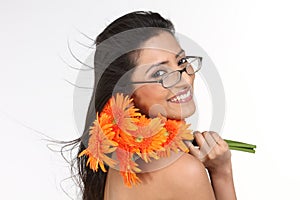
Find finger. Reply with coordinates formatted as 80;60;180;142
194;132;212;159
186;141;199;156
184;140;193;148
209;131;222;144
186;141;205;161
193;131;204;146
202;131;218;149
194;131;211;157
210;131;228;149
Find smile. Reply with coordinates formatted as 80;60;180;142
168;88;193;103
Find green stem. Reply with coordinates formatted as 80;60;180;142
225;139;256;149
228;146;256;153
190;138;256;153
224;139;256;153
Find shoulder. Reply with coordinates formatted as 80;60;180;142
105;152;216;200
157;153;216;200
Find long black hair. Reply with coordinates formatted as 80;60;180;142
61;11;175;200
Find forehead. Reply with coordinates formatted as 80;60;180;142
137;31;183;61
129;32;184;80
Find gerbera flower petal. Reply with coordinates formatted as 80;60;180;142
159;119;193;156
78;112;118;172
116;148;142;187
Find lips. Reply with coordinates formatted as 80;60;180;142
167;87;193;103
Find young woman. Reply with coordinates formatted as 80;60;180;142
64;11;236;200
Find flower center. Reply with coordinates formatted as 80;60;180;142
135;135;144;142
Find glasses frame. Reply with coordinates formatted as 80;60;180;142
130;56;203;88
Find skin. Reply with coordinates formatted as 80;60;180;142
104;31;237;200
130;32;196;119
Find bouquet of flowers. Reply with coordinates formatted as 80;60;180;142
79;93;256;187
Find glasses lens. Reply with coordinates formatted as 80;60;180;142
162;71;181;88
186;57;202;75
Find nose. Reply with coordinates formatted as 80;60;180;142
182;70;194;84
171;70;194;89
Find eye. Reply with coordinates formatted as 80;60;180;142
152;70;167;78
178;57;188;66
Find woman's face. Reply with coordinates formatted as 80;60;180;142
130;31;196;119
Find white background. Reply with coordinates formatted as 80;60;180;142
1;0;299;199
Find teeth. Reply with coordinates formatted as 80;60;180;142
170;90;191;102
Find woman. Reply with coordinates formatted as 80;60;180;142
65;11;236;200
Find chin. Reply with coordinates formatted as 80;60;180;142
184;109;196;118
181;110;196;119
180;103;196;119
167;98;196;119
167;108;196;119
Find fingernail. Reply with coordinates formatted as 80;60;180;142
193;131;200;135
202;131;209;136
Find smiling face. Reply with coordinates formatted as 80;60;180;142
130;31;196;119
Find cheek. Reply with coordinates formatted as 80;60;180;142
132;86;168;112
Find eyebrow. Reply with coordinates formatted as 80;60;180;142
175;49;185;58
145;49;185;74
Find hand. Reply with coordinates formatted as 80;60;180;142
187;131;232;176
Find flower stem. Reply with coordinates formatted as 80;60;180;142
228;146;255;153
191;138;256;153
225;139;256;153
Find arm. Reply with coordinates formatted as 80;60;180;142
187;131;237;200
208;161;237;200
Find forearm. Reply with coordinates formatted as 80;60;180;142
208;162;237;200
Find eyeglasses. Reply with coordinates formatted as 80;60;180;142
130;56;203;88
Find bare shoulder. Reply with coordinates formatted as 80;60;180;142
156;153;216;200
105;153;216;200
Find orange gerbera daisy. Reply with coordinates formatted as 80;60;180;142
116;148;142;187
125;116;168;163
110;93;141;132
157;119;193;157
78;93;194;187
78;112;118;172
